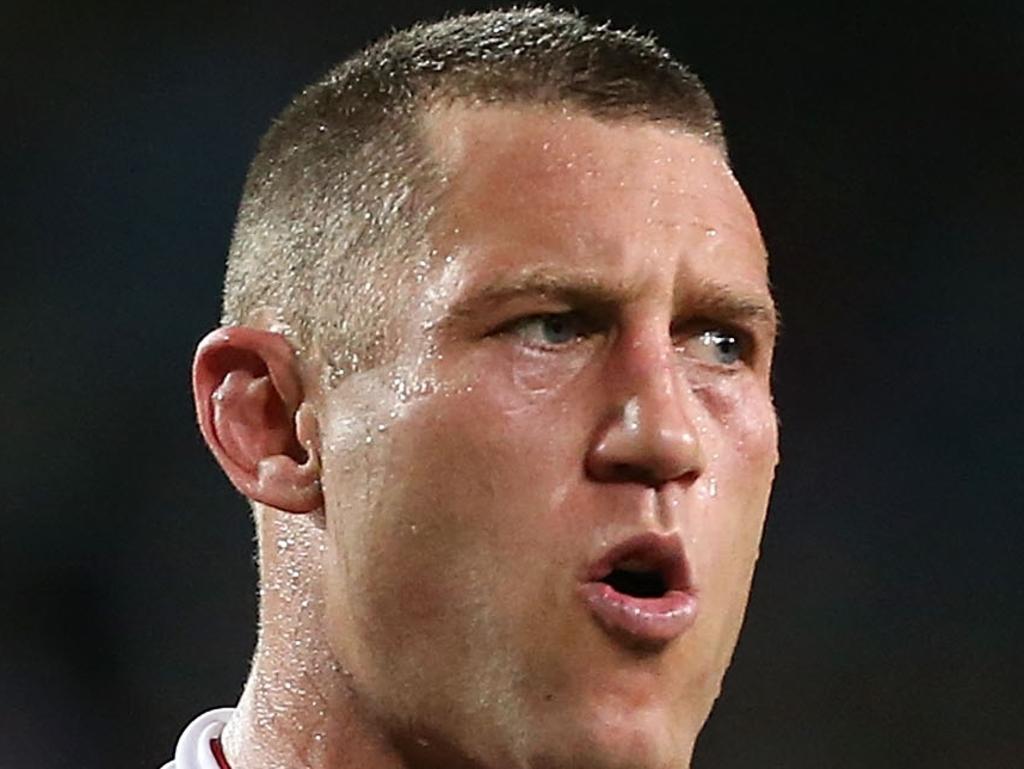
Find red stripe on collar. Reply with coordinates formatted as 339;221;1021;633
210;737;232;769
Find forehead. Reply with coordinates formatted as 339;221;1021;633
423;103;769;293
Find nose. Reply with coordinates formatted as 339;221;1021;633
586;333;705;488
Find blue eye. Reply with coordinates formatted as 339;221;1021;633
695;329;743;366
512;313;588;347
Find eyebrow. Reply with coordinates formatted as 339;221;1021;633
686;278;781;334
451;267;643;315
447;265;780;334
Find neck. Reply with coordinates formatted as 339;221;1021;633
222;601;416;769
220;515;406;769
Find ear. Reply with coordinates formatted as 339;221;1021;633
193;327;323;514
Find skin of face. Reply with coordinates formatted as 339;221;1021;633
313;105;779;769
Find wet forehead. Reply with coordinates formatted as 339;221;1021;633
424;103;769;297
431;106;757;229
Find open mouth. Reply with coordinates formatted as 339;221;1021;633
599;560;670;599
579;533;697;647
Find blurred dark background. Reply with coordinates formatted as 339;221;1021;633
3;1;1022;767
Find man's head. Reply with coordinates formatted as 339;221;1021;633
194;8;778;769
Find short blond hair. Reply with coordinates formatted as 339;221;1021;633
222;7;724;382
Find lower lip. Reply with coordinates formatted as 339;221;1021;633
578;582;698;646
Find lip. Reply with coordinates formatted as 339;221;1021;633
579;532;697;647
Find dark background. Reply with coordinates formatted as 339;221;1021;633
3;1;1022;767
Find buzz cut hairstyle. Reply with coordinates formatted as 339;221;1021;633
222;6;725;382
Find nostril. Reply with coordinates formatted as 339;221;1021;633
608;463;661;486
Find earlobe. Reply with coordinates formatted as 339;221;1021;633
193;327;324;514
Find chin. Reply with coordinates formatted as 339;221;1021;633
520;698;694;769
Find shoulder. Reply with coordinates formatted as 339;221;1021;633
161;708;234;769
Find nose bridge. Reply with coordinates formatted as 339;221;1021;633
626;327;677;410
586;321;705;487
625;327;697;446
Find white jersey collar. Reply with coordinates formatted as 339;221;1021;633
161;708;234;769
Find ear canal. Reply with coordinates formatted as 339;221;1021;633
294;402;322;469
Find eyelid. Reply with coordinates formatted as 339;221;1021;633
494;309;606;351
673;315;746;338
495;306;604;333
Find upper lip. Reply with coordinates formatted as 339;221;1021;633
583;532;691;593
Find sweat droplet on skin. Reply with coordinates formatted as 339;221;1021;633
623;398;641;432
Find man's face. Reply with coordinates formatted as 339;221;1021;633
315;106;778;769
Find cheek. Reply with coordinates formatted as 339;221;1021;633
694;372;778;472
320;381;592;725
433;346;595;500
329;378;580;616
691;376;777;580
